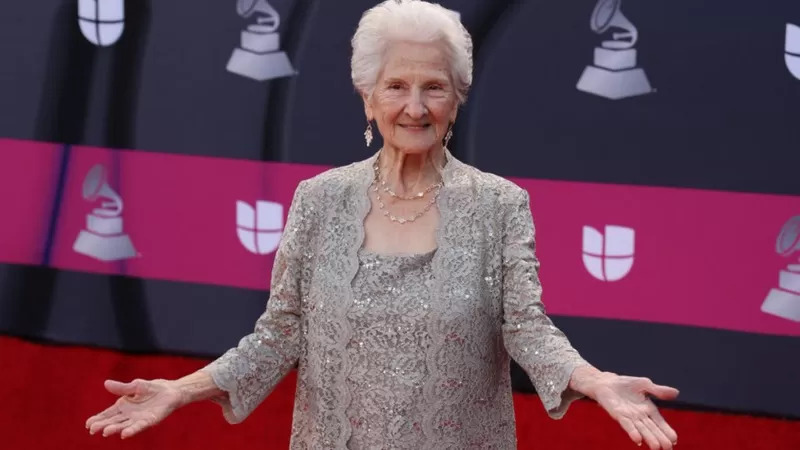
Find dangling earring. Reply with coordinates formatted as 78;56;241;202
364;121;374;147
443;124;453;148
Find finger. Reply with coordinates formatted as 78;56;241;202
89;413;127;435
644;416;673;450
649;408;678;444
102;418;133;437
634;420;660;450
104;379;138;397
120;419;150;440
86;405;119;428
618;417;643;446
89;413;126;435
645;383;679;401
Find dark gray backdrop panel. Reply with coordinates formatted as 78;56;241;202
466;0;800;195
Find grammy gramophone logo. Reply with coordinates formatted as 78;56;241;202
78;0;125;47
761;216;800;322
576;0;653;100
227;0;297;81
72;164;137;262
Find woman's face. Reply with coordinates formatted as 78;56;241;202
364;41;459;155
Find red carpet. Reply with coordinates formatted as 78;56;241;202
1;336;797;449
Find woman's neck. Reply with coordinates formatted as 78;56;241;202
378;145;446;196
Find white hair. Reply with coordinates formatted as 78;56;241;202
351;0;474;104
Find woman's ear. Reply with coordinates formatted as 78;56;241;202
362;92;374;122
449;105;458;124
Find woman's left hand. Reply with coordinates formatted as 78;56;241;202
572;368;679;449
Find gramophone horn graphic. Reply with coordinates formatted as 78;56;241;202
72;164;137;261
761;216;800;322
576;0;653;99
77;0;125;47
226;0;296;81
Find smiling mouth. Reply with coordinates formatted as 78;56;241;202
399;124;431;130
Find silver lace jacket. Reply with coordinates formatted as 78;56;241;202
202;151;588;449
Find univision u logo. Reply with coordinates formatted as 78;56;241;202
582;225;635;282
236;200;284;255
78;0;125;47
787;23;800;80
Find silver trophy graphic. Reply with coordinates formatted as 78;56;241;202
226;0;296;81
761;216;800;322
72;164;137;261
576;0;653;99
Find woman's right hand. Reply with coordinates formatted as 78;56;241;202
85;378;185;439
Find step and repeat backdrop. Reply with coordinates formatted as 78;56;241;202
1;0;799;417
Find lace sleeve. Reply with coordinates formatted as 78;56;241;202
500;187;588;419
200;181;312;424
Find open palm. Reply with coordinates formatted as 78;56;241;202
86;379;183;439
593;375;679;449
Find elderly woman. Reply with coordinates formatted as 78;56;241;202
86;1;679;449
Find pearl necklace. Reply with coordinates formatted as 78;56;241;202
372;160;442;224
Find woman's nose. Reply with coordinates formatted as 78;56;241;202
404;89;427;118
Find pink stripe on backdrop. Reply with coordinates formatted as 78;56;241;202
511;177;800;337
46;145;325;291
0;139;63;265
0;138;798;336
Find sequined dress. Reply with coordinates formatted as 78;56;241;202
202;150;588;449
345;248;437;448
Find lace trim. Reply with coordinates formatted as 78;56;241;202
201;367;247;424
421;153;460;444
545;358;586;419
329;156;375;447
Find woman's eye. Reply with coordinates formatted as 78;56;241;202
428;85;442;90
388;84;402;90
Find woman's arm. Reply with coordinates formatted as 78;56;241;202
500;187;588;419
86;180;315;439
499;187;679;449
199;180;314;424
172;371;226;405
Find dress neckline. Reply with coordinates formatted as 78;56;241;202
357;247;438;259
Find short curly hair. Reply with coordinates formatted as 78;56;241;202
350;0;474;104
